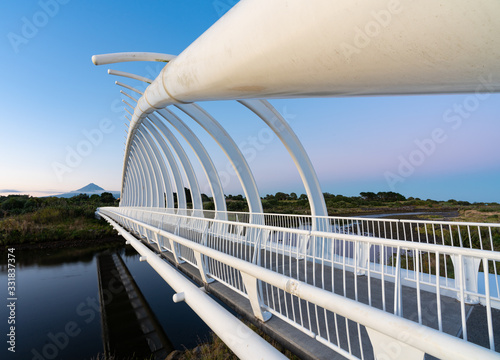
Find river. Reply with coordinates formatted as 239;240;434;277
1;245;212;360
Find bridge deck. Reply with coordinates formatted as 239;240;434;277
263;248;500;358
139;236;500;360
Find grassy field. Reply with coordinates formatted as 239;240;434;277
220;191;500;223
2;191;499;249
0;193;121;248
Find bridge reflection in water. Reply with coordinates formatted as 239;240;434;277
96;252;174;359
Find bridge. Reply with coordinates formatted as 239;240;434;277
93;1;500;359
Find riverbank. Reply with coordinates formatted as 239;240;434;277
165;322;300;360
2;192;499;250
0;193;120;249
0;209;121;249
3;235;124;251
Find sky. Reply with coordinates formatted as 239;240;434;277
0;0;499;203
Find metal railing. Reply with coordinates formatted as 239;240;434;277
98;206;500;359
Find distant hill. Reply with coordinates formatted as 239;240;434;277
53;183;120;199
75;183;104;193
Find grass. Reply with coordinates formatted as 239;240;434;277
0;195;120;247
170;323;301;360
0;209;118;246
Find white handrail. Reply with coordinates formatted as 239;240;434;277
101;213;287;360
113;207;500;260
99;209;499;360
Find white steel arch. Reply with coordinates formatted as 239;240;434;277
136;128;169;208
127;155;141;206
92;52;175;65
112;74;228;217
145;115;204;214
238;99;328;219
122;92;178;209
129;149;146;206
131;140;154;206
175;104;264;220
92;1;500;359
135;132;163;207
122;87;204;213
141;124;175;209
140;122;187;211
155;108;227;218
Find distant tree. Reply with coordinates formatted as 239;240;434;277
201;193;211;203
23;198;37;210
90;194;100;202
1;196;26;211
297;199;308;207
263;198;278;209
274;192;288;201
376;191;406;202
185;187;192;203
100;192;115;203
323;192;335;200
299;194;307;201
204;201;215;210
73;193;89;202
360;192;377;201
290;192;298;200
227;200;246;211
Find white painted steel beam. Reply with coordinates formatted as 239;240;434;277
110;73;225;215
239;99;328;218
146;114;204;215
141;120;187;211
92;52;176;65
120;90;175;209
130;143;149;206
156;108;227;218
176;103;264;220
119;1;500;183
138;126;171;208
108;69;152;84
101;214;287;360
95;0;500;211
126;152;137;205
121;90;138;104
134;135;160;207
119;0;500;130
116;81;143;95
123;157;134;205
130;157;142;206
160;0;500;103
129;152;143;205
131;141;154;206
137;128;168;208
140;123;175;209
102;209;500;360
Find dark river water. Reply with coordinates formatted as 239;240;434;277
0;245;212;360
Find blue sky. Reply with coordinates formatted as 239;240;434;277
0;0;499;203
